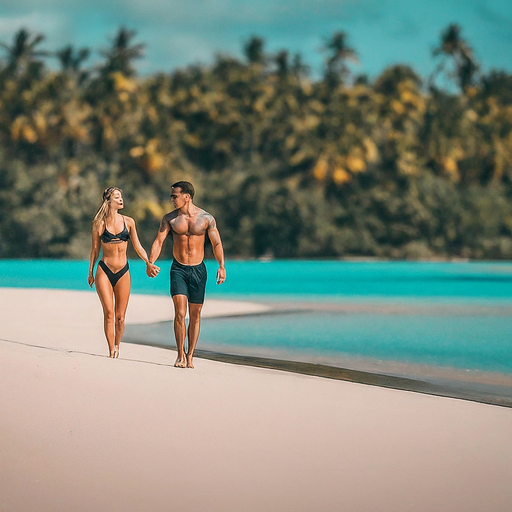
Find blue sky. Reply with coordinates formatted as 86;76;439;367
0;0;510;79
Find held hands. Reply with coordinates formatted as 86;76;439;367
146;262;160;278
216;267;226;285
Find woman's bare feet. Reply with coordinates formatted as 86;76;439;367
186;354;194;369
114;346;119;358
109;350;115;358
174;357;187;368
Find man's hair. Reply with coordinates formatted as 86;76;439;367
172;181;195;199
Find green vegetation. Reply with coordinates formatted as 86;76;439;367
1;25;511;259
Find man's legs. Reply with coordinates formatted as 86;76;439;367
186;302;203;369
172;294;188;367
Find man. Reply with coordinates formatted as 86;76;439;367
147;181;226;368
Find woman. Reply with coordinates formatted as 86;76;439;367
88;186;154;358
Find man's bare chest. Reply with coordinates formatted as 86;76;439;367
170;216;207;237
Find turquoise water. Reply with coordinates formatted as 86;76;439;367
199;312;512;374
1;259;511;373
1;259;512;300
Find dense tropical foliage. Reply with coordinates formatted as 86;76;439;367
1;25;512;259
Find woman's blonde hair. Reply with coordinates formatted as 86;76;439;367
93;187;122;228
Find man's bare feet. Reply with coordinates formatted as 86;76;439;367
186;354;194;369
174;357;187;368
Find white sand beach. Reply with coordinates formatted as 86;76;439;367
1;288;512;512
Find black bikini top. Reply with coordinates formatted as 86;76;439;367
101;220;130;244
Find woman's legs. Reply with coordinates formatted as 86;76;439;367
95;266;115;357
113;270;131;357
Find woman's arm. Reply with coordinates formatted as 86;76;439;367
88;223;102;287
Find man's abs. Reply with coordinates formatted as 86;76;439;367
172;233;205;266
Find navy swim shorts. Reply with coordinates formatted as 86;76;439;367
170;259;207;304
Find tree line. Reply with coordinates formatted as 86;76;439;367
0;25;511;260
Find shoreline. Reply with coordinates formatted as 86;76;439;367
125;334;512;409
192;350;512;408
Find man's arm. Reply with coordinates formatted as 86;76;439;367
125;217;151;264
147;215;170;277
207;215;226;285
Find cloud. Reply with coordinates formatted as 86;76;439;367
0;11;66;47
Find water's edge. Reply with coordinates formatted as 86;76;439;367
124;336;512;408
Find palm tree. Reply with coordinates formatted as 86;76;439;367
56;45;90;72
430;24;479;92
274;50;289;77
243;36;266;65
0;28;48;77
292;53;309;77
99;27;145;77
322;31;358;87
55;45;90;86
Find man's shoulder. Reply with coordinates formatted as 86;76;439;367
199;209;217;229
163;210;179;221
159;210;178;232
198;208;213;219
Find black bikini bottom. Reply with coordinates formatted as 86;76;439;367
98;261;129;288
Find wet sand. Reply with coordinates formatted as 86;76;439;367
1;288;512;512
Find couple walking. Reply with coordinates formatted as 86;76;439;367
88;181;226;368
